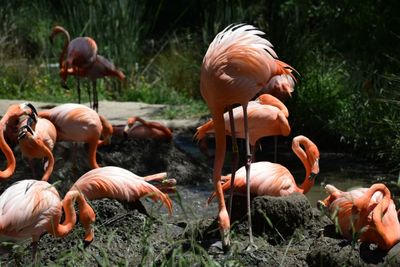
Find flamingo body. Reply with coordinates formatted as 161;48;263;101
69;166;174;242
195;99;290;146
38;103;103;168
208;135;320;202
319;183;400;250
0;180;61;241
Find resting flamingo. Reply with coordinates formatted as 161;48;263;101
38;103;109;169
200;24;295;247
208;135;319;203
66;166;175;243
50;26;125;112
17;116;57;181
195;94;290;158
0;179;93;260
0;103;37;180
318;183;400;250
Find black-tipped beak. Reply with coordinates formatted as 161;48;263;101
18;125;34;140
308;172;318;180
83;239;93;248
61;82;70;90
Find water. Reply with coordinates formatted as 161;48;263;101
173;134;395;213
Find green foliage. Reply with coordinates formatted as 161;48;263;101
0;0;400;166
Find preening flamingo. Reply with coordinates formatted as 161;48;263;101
38;103;104;169
200;24;295;247
17;116;57;181
208;135;319;203
0;179;92;260
67;166;175;243
319;183;400;250
50;26;125;112
0;103;37;179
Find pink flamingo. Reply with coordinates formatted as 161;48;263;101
0;103;37;179
200;24;295;247
208;135;319;202
67;166;175;243
50;26;125;112
319;183;400;250
38;103;108;169
0;179;93;260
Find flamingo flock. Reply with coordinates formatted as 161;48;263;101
0;23;399;262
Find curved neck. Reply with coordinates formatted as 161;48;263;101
0;115;16;179
56;190;96;242
51;27;70;69
40;141;54;182
292;138;313;194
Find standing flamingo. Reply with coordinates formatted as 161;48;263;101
208;135;319;202
17;116;57;181
0;179;93;260
319;183;400;250
50;26;125;112
0;103;37;180
50;26;97;94
38;103;105;169
200;24;295;247
66;166;175;243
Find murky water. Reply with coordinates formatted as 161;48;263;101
173;134;396;214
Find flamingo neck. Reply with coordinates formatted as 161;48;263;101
0;114;16;179
293;141;313;194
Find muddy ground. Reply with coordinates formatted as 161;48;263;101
0;101;399;265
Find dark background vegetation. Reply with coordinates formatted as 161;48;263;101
1;0;400;169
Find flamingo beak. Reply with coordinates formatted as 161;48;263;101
18;125;34;140
309;158;319;180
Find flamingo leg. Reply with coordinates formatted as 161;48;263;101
87;81;92;109
93;80;98;112
212;109;230;248
243;103;255;248
31;239;39;263
228;107;239;218
76;78;81;104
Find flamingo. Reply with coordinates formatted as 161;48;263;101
194;94;290;158
50;26;125;112
0;103;37;180
17;116;57;181
121;116;173;140
319;183;400;250
50;26;97;93
66;166;175;243
208;135;319;203
0;179;93;260
200;24;295;247
38;103;106;169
